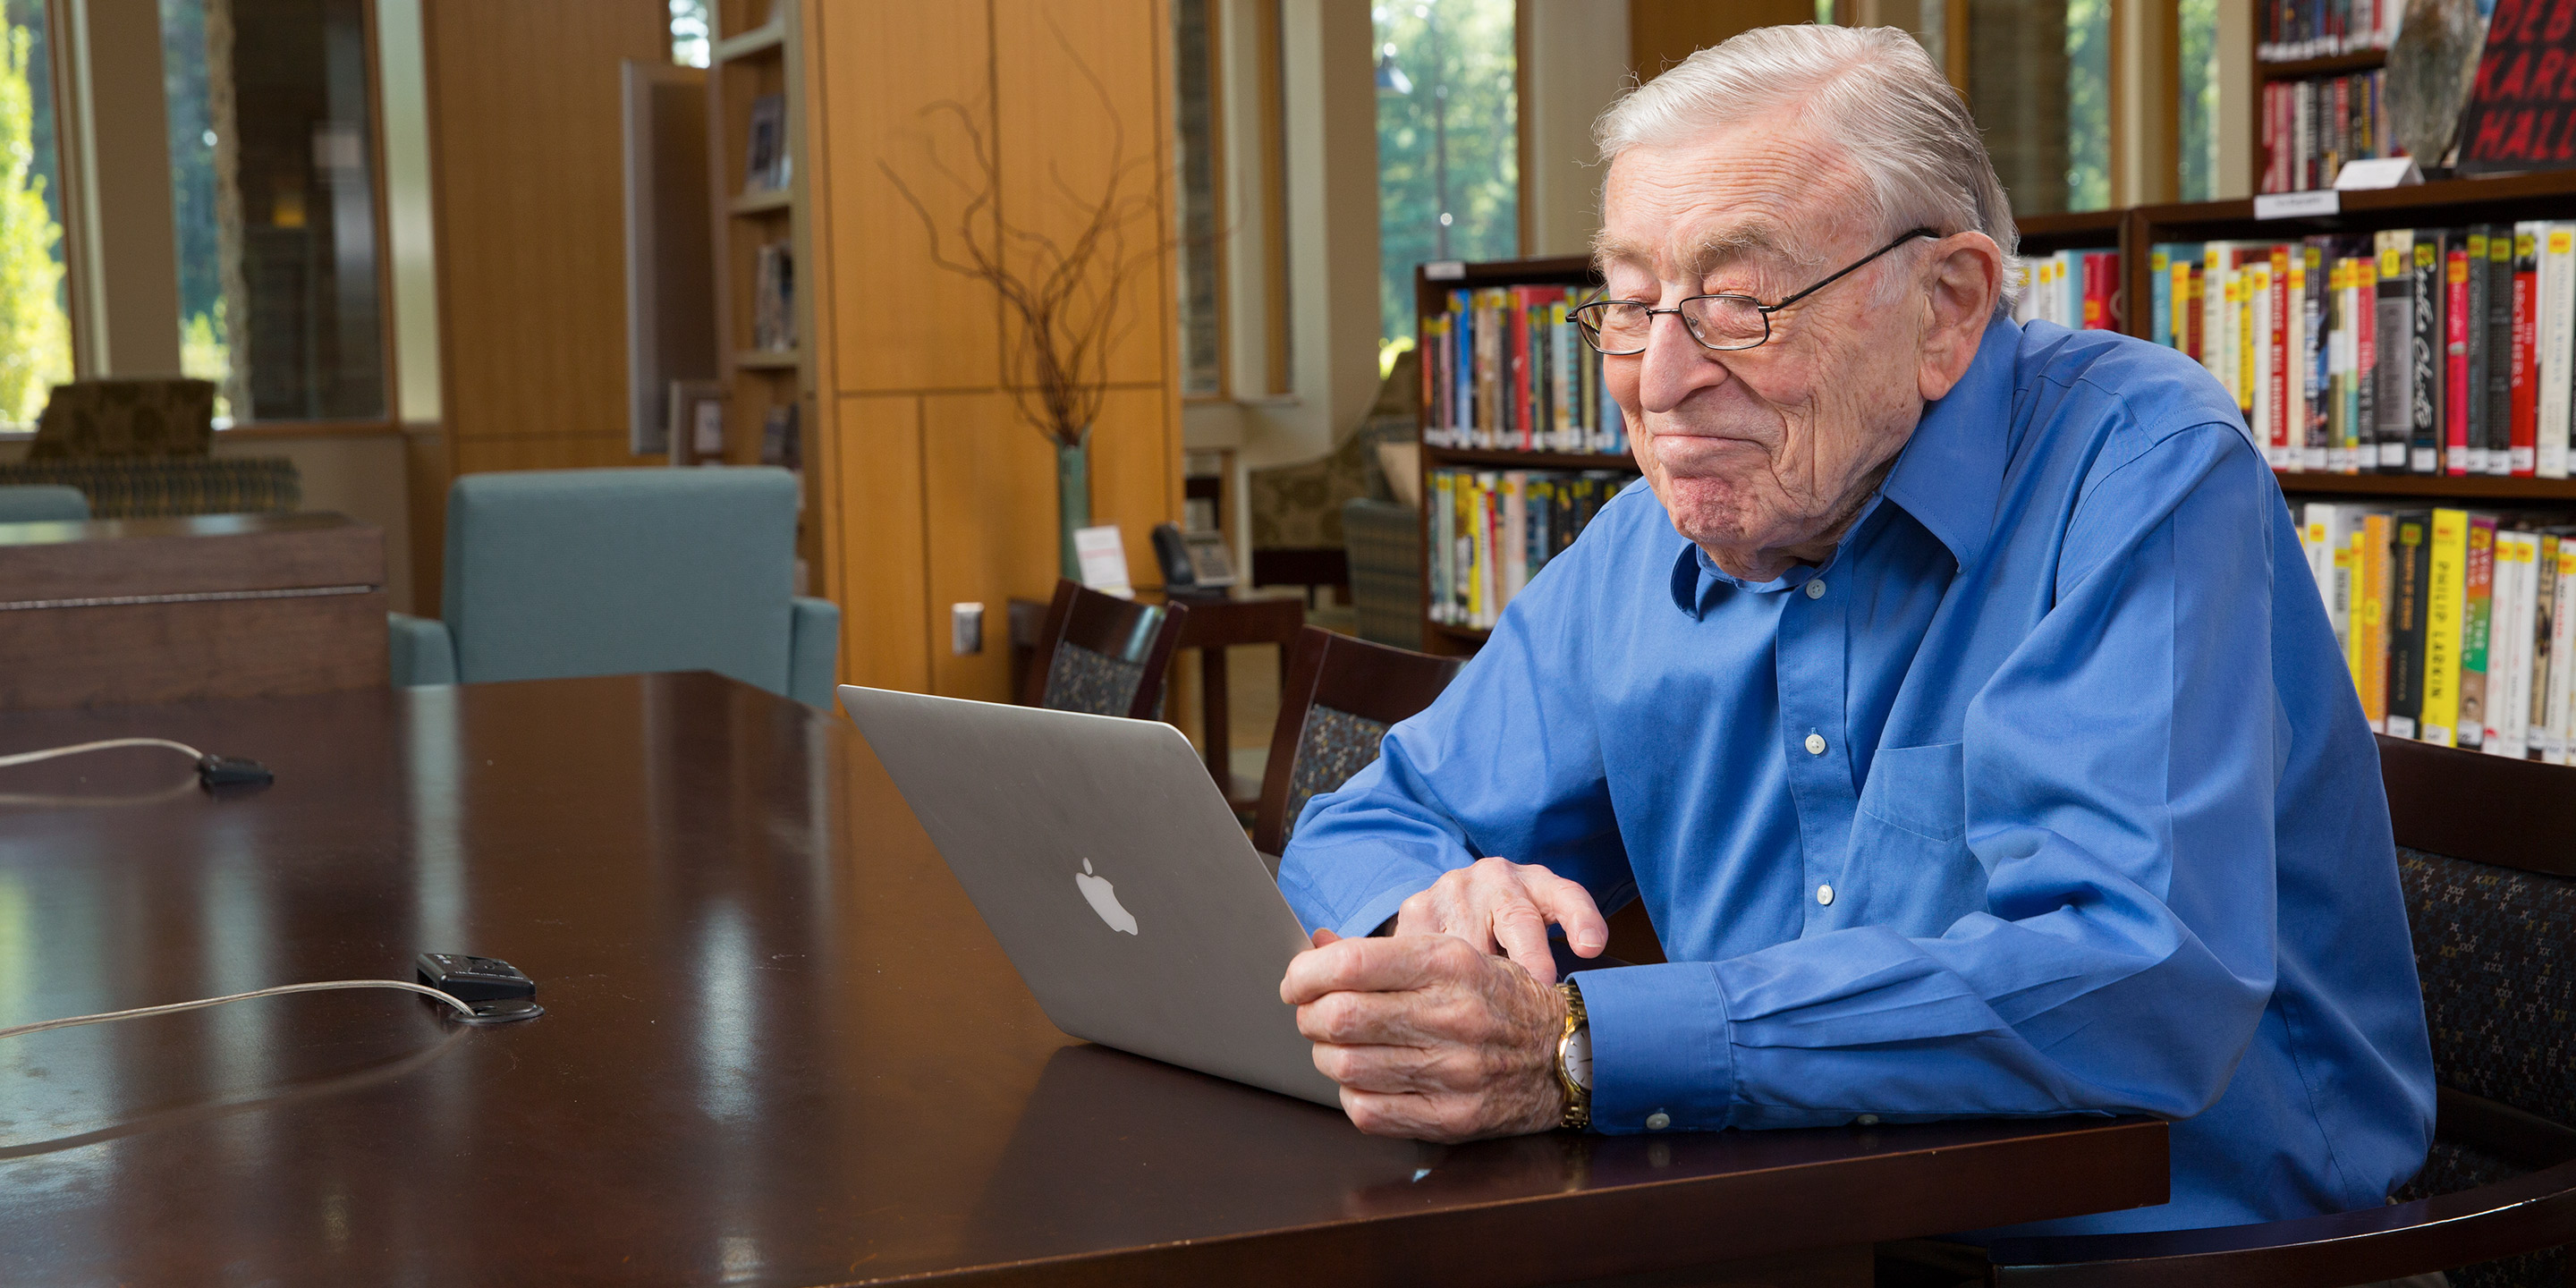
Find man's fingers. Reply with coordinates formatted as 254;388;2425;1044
1280;934;1449;1004
1530;872;1610;957
1489;900;1559;985
1310;1038;1481;1095
1311;927;1342;948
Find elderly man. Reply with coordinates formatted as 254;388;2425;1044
1275;23;2434;1240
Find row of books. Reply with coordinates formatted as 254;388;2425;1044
1429;468;1635;630
752;242;797;352
2260;70;2394;195
2258;0;2402;62
2010;250;2123;331
2145;225;2576;478
2300;504;2576;760
1419;284;1623;453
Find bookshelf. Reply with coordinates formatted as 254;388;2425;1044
705;0;818;589
1411;256;1635;657
2253;47;2386;191
2128;166;2576;507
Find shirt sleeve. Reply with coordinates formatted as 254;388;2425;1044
1580;419;2299;1134
1275;513;1635;940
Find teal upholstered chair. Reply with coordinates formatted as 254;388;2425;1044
387;468;840;706
0;486;89;522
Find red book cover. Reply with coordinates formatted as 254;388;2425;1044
2513;236;2539;475
2447;244;2473;476
2081;254;2103;329
2269;245;2292;462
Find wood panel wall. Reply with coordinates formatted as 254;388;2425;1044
804;0;1182;699
1629;0;1815;79
420;0;669;479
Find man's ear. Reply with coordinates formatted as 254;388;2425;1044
1917;232;2003;402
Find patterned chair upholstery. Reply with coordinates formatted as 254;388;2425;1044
1247;351;1419;594
1985;733;2576;1287
8;379;299;520
1275;704;1396;849
1018;578;1188;723
0;458;301;519
1253;626;1462;862
1042;640;1160;718
2391;845;2576;1288
28;378;216;460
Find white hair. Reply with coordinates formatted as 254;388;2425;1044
1594;24;2021;311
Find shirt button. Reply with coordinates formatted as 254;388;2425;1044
1804;579;1826;598
1804;733;1826;756
1817;883;1835;906
1645;1112;1671;1131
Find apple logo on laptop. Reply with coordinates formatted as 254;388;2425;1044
1074;859;1138;936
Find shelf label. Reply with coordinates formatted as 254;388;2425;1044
2254;190;2339;220
1424;260;1466;280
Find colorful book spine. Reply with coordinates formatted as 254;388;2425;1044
2423;508;2470;746
2512;225;2540;477
2460;514;2497;748
2487;229;2516;477
2386;511;2430;740
2447;238;2473;476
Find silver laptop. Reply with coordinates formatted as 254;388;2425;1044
838;684;1341;1107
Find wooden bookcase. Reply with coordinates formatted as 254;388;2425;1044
2252;47;2386;195
705;0;819;589
1411;256;1635;657
2125;166;2576;507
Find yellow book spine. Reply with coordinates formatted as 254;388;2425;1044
2423;508;2470;746
2359;514;2390;728
2238;265;2258;416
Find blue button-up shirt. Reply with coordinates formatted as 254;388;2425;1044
1277;316;2435;1235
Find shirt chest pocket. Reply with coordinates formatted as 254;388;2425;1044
1848;741;1981;933
1858;741;1968;843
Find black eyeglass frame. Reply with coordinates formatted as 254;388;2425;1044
1570;227;1943;355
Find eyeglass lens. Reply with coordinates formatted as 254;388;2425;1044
1580;299;1767;353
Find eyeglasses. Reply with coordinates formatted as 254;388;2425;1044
1569;228;1941;355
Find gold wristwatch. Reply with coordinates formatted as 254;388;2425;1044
1555;980;1591;1131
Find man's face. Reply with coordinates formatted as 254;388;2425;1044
1597;120;1934;574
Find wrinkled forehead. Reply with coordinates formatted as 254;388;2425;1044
1595;125;1868;284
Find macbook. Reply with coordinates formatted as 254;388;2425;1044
838;684;1341;1107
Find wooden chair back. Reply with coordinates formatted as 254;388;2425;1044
1252;626;1461;861
1018;578;1188;721
1986;733;2576;1287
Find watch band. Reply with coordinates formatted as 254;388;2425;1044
1555;980;1590;1131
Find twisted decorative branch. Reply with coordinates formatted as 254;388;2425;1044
879;21;1165;449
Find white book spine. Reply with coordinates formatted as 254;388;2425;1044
2302;503;2336;618
2491;535;2536;757
2545;225;2575;479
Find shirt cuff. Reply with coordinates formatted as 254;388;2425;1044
1575;961;1737;1134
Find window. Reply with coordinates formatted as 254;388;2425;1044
1174;0;1222;398
2178;0;2220;201
1963;0;2109;216
671;0;710;70
161;0;386;425
1374;0;1517;369
0;0;68;427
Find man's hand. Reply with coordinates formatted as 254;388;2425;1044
1282;928;1568;1142
1394;856;1606;985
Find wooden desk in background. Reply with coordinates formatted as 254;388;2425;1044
0;674;2167;1286
0;512;385;709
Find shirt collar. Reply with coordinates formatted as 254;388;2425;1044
1877;313;2018;571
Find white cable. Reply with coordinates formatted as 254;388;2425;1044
0;979;476;1041
0;737;207;771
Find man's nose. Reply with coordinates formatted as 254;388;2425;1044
1636;310;1731;413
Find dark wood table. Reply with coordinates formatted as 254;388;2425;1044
0;674;2167;1285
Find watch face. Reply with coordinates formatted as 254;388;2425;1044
1563;1024;1592;1090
